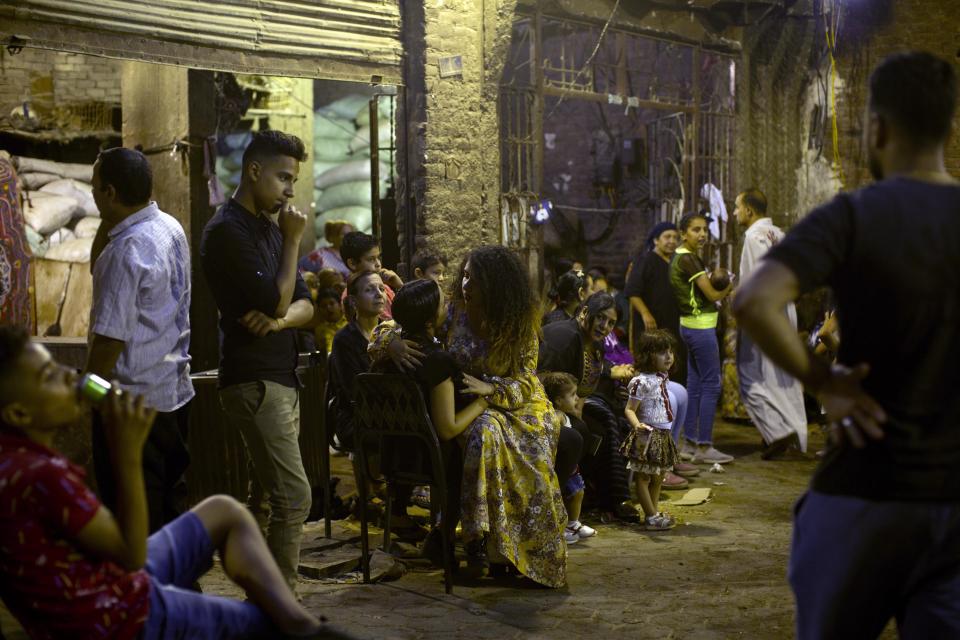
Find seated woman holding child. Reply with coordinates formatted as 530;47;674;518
376;245;567;588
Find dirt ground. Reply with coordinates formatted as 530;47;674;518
206;420;893;639
0;420;898;639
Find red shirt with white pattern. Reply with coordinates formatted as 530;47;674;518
0;428;150;639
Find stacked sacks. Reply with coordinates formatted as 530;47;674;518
216;131;251;196
14;157;100;262
311;95;395;244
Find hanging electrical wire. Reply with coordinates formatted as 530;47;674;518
545;0;621;120
823;0;846;188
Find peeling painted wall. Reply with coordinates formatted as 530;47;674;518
794;73;843;217
738;0;960;229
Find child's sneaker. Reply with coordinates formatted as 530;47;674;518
566;520;596;539
644;513;675;531
564;528;580;545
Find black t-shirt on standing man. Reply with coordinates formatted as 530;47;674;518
766;177;960;501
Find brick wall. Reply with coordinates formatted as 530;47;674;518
833;0;960;188
0;48;121;119
399;0;518;272
737;0;960;229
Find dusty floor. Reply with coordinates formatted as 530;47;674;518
0;420;898;639
210;420;891;639
280;419;829;640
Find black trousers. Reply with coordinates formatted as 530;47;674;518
554;425;584;483
92;401;192;533
580;396;631;509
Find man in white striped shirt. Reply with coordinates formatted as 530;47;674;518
85;147;194;532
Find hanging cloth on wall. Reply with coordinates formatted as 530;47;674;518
700;183;728;240
204;137;226;207
0;151;35;331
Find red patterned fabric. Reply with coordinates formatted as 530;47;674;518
0;429;150;639
0;154;33;330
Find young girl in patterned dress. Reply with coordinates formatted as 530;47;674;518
622;330;682;530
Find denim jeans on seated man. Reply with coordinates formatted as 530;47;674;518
142;512;273;639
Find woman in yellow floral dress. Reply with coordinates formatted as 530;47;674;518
375;246;567;587
447;245;567;587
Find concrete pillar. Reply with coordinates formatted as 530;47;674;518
267;77;315;254
122;63;219;371
399;0;519;270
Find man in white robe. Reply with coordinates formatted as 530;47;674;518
734;189;808;456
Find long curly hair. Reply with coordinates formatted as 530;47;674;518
452;245;540;376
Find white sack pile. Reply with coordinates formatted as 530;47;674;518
15;156;98;261
309;95;396;245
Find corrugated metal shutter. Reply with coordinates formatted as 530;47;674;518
0;0;402;83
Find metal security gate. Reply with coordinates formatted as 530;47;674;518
0;0;402;83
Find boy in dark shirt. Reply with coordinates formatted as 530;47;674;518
734;52;960;639
340;231;403;319
200;130;315;591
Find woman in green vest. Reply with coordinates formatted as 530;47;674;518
669;213;735;465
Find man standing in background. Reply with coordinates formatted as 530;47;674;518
734;188;808;459
86;147;194;532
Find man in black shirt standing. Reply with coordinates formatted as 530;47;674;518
734;52;960;639
200;130;314;593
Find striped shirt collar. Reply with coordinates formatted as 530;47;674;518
107;201;160;239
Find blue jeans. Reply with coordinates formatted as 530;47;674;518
789;490;960;639
679;326;721;444
667;381;688;445
142;512;273;639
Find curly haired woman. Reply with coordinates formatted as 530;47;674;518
450;246;567;587
374;245;567;587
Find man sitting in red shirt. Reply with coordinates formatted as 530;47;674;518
0;325;347;639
